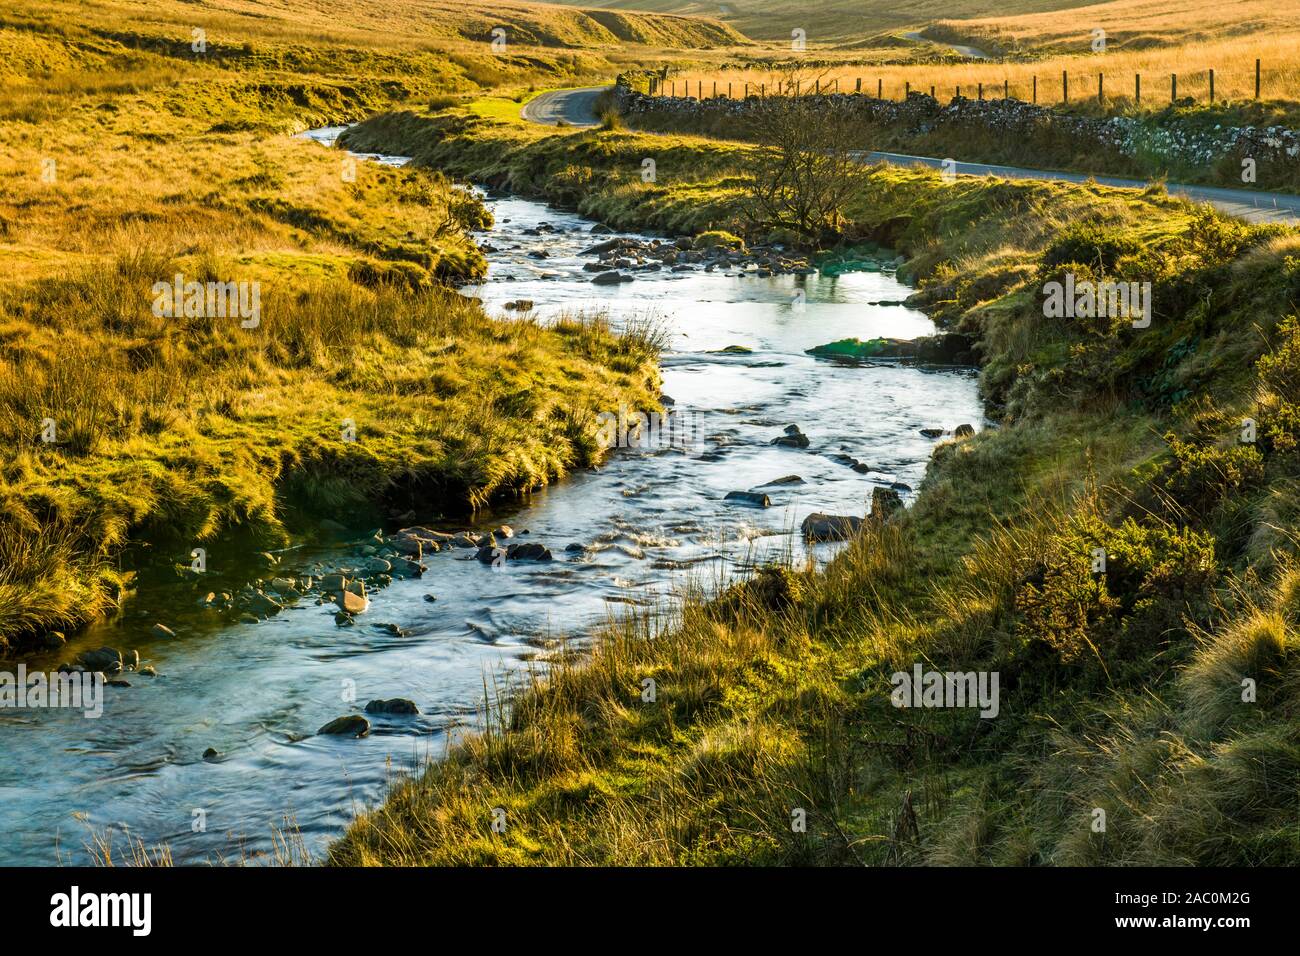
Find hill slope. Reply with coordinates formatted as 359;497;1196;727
37;0;747;49
543;0;1084;43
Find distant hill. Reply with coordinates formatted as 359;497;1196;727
928;0;1300;54
539;0;1086;43
157;0;750;48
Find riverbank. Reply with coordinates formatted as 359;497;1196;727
0;2;695;656
331;109;1300;865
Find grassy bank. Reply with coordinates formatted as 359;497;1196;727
0;0;731;654
330;116;1300;865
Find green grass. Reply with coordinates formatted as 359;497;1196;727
0;0;709;654
329;115;1300;866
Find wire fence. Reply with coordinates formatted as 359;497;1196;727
649;59;1271;108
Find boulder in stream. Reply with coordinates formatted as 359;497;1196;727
365;698;420;716
318;715;370;738
801;513;864;542
78;647;121;673
771;424;810;448
724;491;771;507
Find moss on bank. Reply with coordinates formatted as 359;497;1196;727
330;118;1300;866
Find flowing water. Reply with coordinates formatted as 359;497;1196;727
0;130;982;865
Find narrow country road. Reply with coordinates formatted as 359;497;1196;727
857;151;1300;225
902;30;991;60
520;87;605;126
523;87;1300;225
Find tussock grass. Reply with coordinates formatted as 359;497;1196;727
0;254;660;652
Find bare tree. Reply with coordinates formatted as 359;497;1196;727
743;73;867;247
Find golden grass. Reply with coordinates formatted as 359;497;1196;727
670;29;1300;108
0;0;700;652
546;0;1085;43
932;0;1300;54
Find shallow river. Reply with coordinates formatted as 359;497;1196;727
0;131;982;865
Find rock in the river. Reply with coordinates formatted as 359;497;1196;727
389;537;423;559
800;513;864;542
771;424;810;448
919;428;944;438
202;748;220;760
151;623;175;639
123;649;140;670
724;491;771;507
759;475;805;486
365;698;420;716
476;542;553;563
592;270;633;285
423;593;438;603
247;591;282;618
871;487;905;519
391;557;425;578
320;572;348;591
78;647;122;673
318;715;370;737
502;300;534;311
337;587;368;614
954;423;976;438
581;238;621;256
42;631;66;650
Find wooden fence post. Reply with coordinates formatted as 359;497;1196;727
1209;69;1215;103
856;77;862;92
1256;59;1261;99
1171;73;1176;103
1033;75;1037;103
977;81;982;100
1003;79;1008;99
1063;71;1068;104
1098;72;1103;104
1135;73;1140;104
877;78;882;98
